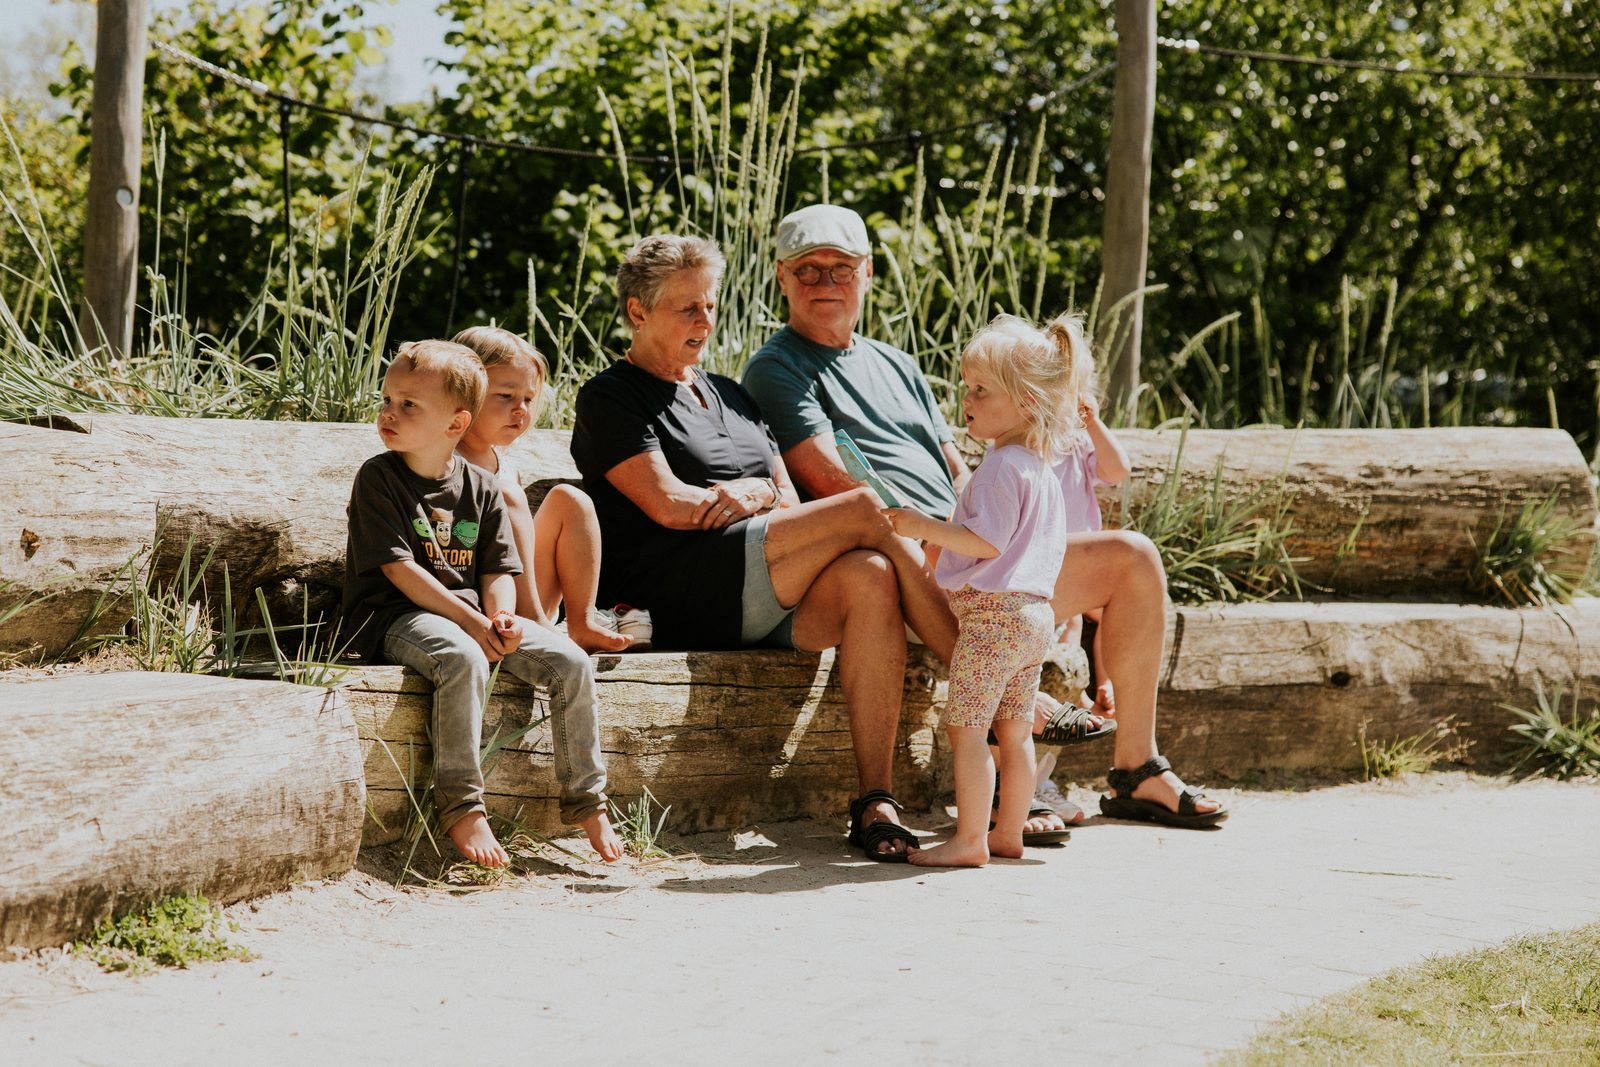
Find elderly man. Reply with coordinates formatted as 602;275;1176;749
743;204;1226;831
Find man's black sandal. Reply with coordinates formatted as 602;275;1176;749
1099;756;1228;829
847;789;920;862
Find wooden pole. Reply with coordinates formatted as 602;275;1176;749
1099;0;1156;420
79;0;151;361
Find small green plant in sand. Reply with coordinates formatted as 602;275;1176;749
1216;923;1600;1065
74;894;252;975
1468;493;1595;607
1358;716;1471;780
1501;684;1600;781
612;786;673;860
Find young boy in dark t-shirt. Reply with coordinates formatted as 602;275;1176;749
342;340;621;866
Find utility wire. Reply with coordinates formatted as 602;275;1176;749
792;61;1116;156
1157;36;1600;83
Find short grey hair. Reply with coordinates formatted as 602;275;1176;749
616;235;726;326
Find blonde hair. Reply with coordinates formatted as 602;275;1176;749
960;312;1094;461
390;339;487;416
616;234;726;328
452;325;549;422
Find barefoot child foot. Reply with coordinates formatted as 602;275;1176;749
447;811;510;868
909;837;990;868
565;610;634;654
583;807;624;862
986;826;1024;860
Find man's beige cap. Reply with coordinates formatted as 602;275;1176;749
775;204;872;260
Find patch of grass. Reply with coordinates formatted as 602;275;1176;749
1358;717;1472;780
1120;428;1304;604
1216;923;1600;1065
1501;684;1600;781
1469;493;1596;607
74;894;253;976
612;785;673;860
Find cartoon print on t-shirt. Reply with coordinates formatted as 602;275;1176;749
413;507;478;569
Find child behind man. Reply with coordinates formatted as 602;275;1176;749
888;313;1082;867
341;339;622;867
449;325;638;653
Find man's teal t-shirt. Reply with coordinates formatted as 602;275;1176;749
742;325;959;517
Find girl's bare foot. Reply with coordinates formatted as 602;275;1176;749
447;811;509;868
583;808;624;862
908;838;989;868
566;611;633;654
1094;680;1116;718
986;827;1025;859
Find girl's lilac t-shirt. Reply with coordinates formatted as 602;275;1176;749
1055;439;1108;534
935;444;1067;599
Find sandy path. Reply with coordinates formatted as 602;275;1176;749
4;774;1599;1065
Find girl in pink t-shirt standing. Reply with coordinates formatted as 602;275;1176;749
888;313;1086;868
1055;378;1132;718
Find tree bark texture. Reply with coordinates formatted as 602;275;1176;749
0;672;364;950
79;0;150;360
0;417;1592;650
1099;0;1157;414
350;647;946;843
1051;599;1600;783
1103;427;1596;597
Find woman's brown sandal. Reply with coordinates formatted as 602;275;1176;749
1100;756;1228;829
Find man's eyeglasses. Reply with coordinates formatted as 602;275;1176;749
784;261;863;286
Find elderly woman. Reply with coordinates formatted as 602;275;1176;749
570;234;957;861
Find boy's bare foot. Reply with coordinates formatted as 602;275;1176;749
567;611;634;654
1094;680;1116;717
583;807;623;862
447;811;509;868
908;838;989;868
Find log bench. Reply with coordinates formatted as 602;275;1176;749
0;672;363;951
1;414;1597;862
351;647;947;845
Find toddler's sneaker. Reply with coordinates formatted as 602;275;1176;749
608;604;653;651
1034;751;1086;824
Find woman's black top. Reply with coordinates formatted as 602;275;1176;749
570;359;780;649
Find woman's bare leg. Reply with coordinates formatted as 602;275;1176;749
790;549;915;858
764;488;958;661
1053;530;1219;815
533;485;630;653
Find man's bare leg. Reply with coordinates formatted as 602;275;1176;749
1054;530;1220;817
790;549;915;858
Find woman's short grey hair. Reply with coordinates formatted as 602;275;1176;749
617;235;726;323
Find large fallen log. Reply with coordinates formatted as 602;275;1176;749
1052;598;1600;783
0;672;364;951
0;414;573;659
0;416;1592;658
350;647;946;843
1104;427;1596;597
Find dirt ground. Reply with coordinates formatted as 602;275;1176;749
5;773;1600;1066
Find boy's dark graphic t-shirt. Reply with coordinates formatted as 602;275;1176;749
340;451;520;662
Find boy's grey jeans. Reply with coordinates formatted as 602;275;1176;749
383;611;609;833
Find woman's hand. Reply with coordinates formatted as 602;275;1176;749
692;478;775;529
